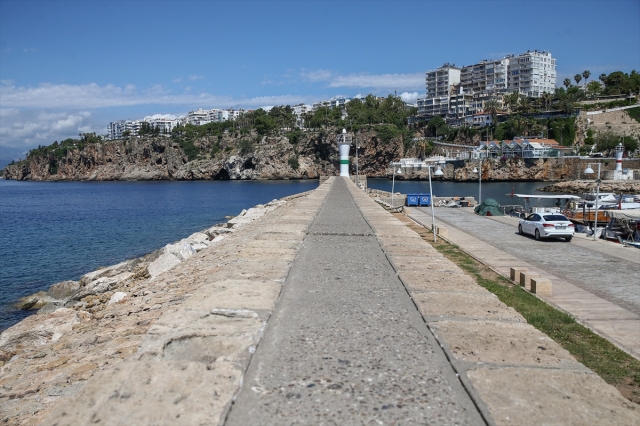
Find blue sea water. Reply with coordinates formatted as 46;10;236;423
367;178;556;207
0;179;318;331
0;177;560;332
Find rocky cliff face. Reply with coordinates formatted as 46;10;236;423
5;128;640;182
3;129;405;181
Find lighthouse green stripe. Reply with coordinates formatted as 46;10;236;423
340;159;349;164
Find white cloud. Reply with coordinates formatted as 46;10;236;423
189;75;204;81
300;69;423;91
0;110;97;148
400;92;420;104
0;81;315;110
301;69;333;82
23;48;37;53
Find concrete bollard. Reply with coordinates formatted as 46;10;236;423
531;278;552;296
520;272;540;291
437;227;448;237
510;267;528;282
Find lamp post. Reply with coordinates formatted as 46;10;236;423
355;131;359;188
390;162;402;208
472;159;482;205
584;162;601;241
427;163;444;242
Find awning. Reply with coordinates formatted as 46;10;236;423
513;194;580;200
605;209;640;220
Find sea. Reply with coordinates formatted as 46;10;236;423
0;178;554;332
0;179;318;331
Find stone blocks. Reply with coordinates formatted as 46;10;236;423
531;278;553;296
520;272;540;291
509;267;527;282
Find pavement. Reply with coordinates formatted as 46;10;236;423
225;177;483;425
39;178;640;425
409;206;640;360
227;178;639;426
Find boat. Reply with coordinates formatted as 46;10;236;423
512;194;580;216
602;209;640;247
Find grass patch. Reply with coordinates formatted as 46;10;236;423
394;213;640;404
626;106;640;123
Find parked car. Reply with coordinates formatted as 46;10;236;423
518;213;575;241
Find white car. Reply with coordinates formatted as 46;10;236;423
518;213;575;241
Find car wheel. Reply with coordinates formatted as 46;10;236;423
565;236;572;242
535;229;541;241
518;224;524;235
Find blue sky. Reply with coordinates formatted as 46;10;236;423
1;0;639;160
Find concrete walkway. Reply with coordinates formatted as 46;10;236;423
39;178;639;425
226;177;483;425
409;207;640;360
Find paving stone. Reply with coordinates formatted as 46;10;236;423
431;320;580;366
414;292;525;322
467;367;640;426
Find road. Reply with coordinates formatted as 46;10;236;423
426;208;640;317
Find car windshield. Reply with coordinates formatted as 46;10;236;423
543;215;568;222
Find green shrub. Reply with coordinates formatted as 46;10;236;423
375;124;401;144
48;159;58;175
239;139;254;155
288;156;299;169
179;140;199;161
627;106;640;123
224;146;233;152
211;144;221;157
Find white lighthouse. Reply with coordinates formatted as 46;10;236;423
336;128;353;177
615;142;624;172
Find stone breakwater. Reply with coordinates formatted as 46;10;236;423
0;190;319;425
538;179;640;194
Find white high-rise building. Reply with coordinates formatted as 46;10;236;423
417;64;461;119
417;51;557;120
508;50;556;97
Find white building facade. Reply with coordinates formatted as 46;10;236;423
417;50;557;122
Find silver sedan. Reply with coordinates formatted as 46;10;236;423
518;213;575;241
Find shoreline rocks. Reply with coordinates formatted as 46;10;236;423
0;193;302;424
538;179;640;193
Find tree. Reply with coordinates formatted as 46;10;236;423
563;78;571;88
599;73;607;83
541;91;553;110
484;100;500;125
582;70;591;87
516;95;533;115
574;74;582;86
586;81;603;98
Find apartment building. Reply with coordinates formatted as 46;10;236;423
144;116;178;134
417;51;556;122
508;50;556;97
107;120;142;139
187;108;211;126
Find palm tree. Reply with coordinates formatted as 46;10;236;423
599;73;607;83
563;78;571;89
574;74;582;86
541;91;553;111
484;100;500;125
517;95;533;115
582;70;590;87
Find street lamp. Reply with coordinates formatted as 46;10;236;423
472;159;482;205
390;162;402;208
427;163;444;242
584;162;601;241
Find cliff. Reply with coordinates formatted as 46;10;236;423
5;128;640;182
2;129;404;181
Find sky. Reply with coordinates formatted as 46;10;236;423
0;0;639;163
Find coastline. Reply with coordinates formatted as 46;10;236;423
0;188;315;424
